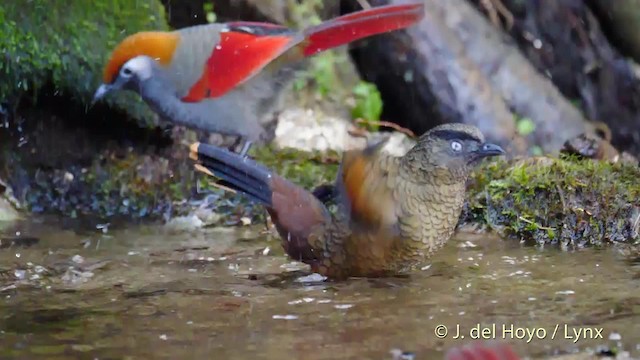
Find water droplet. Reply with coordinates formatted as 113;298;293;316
272;314;298;320
533;39;542;49
555;290;575;295
14;269;26;279
609;332;621;341
334;304;353;310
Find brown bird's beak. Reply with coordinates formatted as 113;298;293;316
92;84;112;105
474;143;505;158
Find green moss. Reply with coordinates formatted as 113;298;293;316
0;0;169;124
462;156;640;246
250;144;340;190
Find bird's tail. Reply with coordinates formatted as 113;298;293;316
189;142;330;263
190;142;274;206
299;2;424;57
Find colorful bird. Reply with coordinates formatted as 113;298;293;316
189;123;505;279
93;3;425;156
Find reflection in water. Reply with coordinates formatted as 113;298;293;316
0;217;638;359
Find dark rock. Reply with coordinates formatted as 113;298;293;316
343;0;594;155
470;0;640;157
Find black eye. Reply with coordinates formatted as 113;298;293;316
450;140;463;152
121;67;133;76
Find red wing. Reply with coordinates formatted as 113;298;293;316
182;23;299;102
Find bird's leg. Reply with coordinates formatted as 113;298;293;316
228;136;252;157
238;140;253;158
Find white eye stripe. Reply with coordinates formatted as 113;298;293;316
120;56;153;80
451;141;463;152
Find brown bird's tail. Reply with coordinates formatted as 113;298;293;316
299;2;425;57
189;142;330;263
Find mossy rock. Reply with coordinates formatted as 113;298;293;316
462;156;640;247
0;0;169;125
16;147;196;221
250;144;340;190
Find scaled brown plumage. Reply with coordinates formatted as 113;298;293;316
190;123;505;279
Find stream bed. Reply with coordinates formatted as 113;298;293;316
0;216;638;359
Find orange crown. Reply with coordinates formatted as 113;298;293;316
102;31;180;83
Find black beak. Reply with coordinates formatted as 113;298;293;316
475;143;505;157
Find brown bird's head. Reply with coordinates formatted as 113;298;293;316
401;123;505;184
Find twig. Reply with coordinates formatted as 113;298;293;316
347;126;370;139
556;184;567;213
518;216;553;231
632;210;640;238
355;118;416;138
480;0;500;27
263;209;272;232
480;0;514;30
566;10;589;49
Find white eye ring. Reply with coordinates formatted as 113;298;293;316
451;141;463;152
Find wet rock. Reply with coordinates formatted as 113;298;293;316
561;124;639;165
475;0;640;157
0;108;195;220
59;258;110;286
0;0;169;125
273;107;415;156
165;214;205;231
343;0;594;155
294;273;327;283
462;156;640;246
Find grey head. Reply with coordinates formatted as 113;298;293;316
92;56;169;105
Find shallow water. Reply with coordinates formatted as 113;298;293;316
0;216;639;359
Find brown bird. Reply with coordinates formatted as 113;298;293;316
189;123;505;279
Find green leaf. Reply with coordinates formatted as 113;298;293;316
516;117;536;136
351;81;383;130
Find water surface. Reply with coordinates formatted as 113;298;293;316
0;217;638;359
